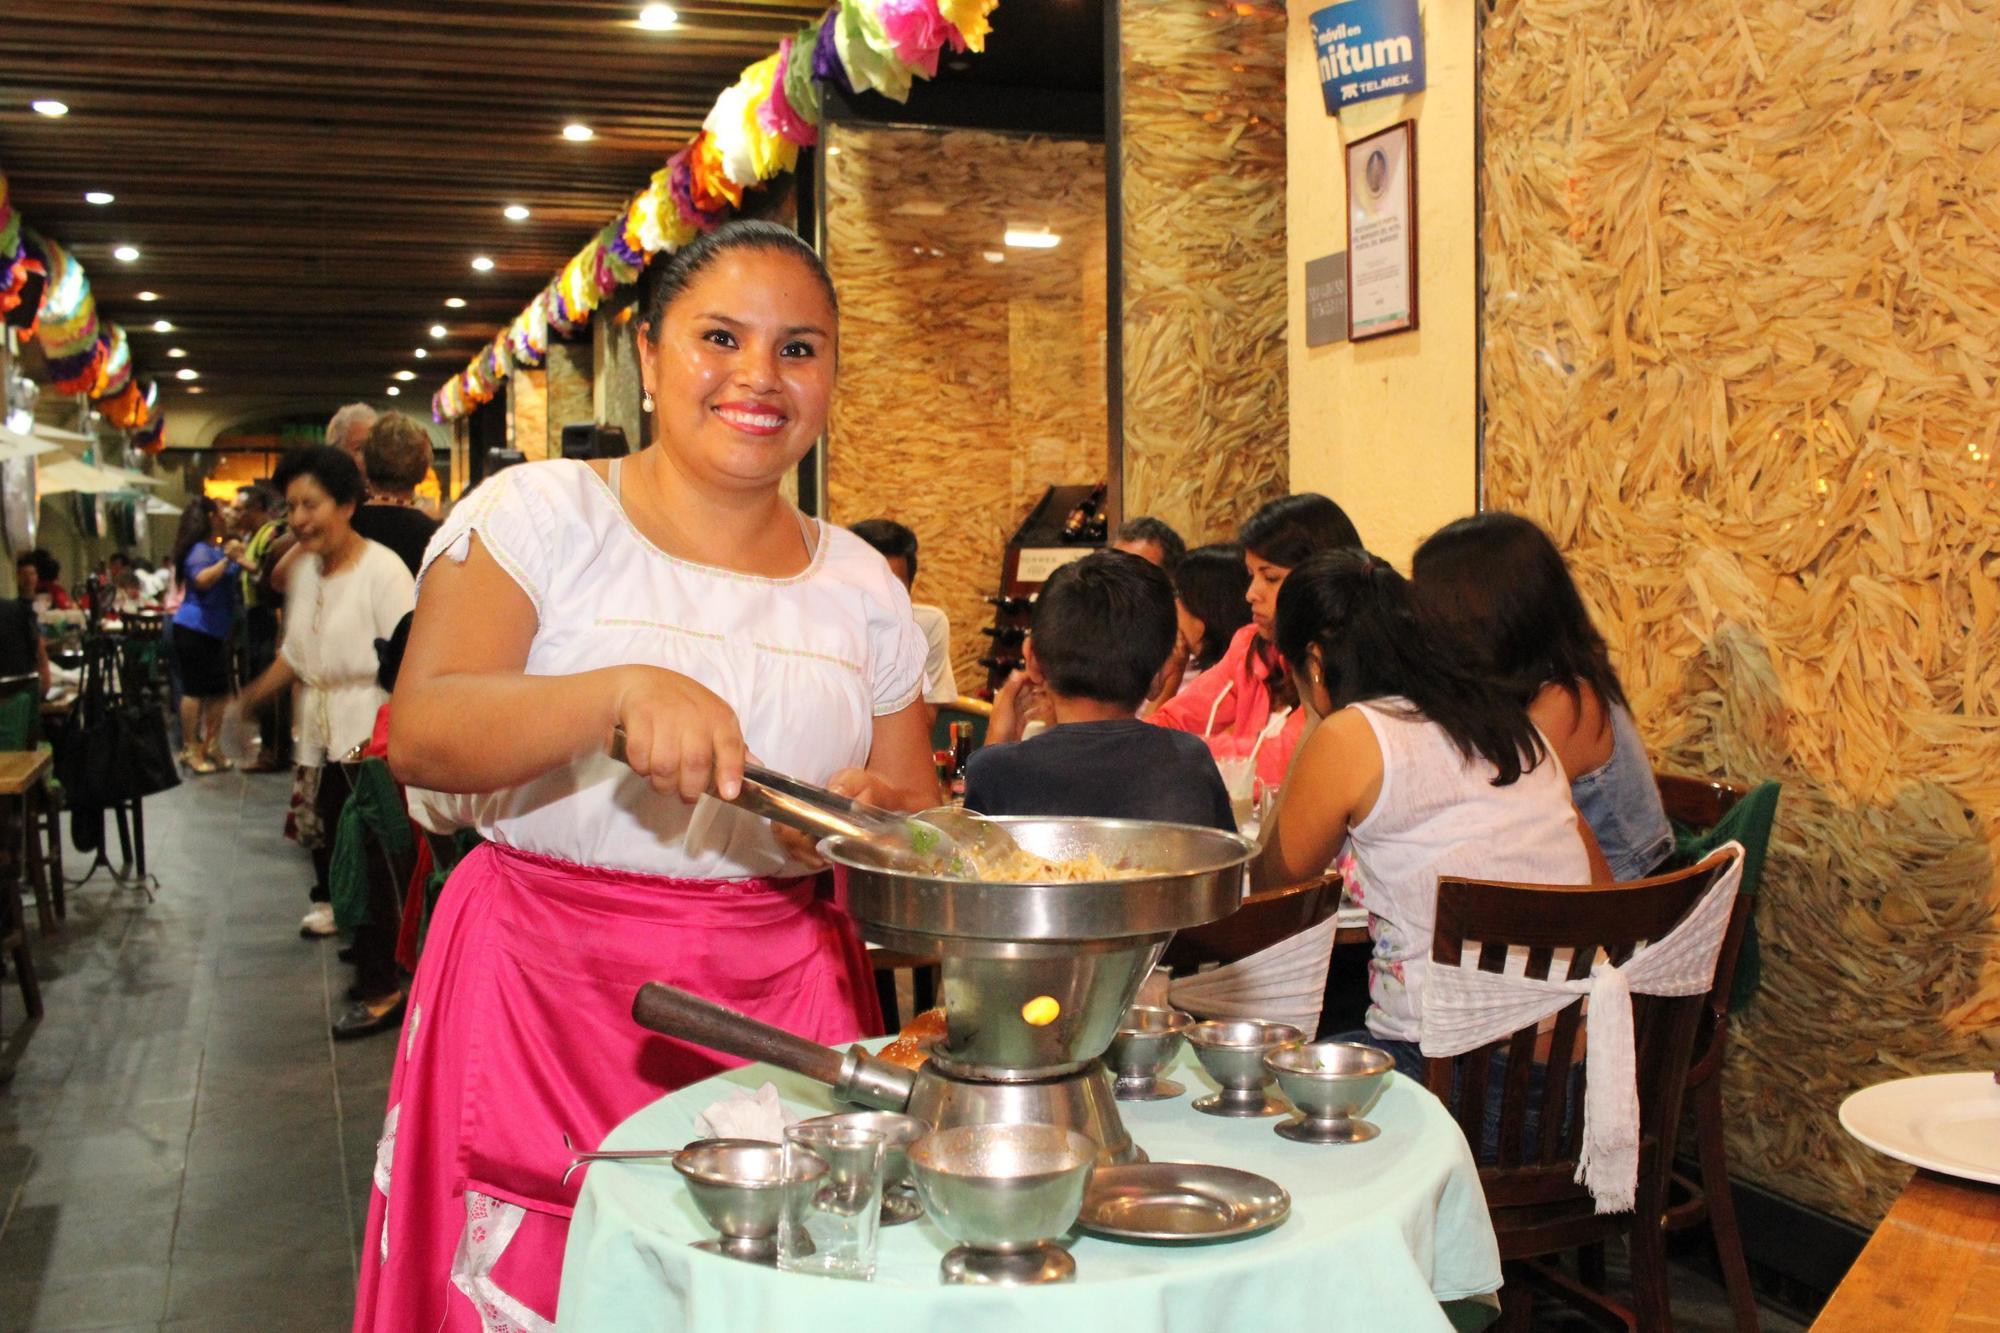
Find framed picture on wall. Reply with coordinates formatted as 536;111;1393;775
1345;120;1418;341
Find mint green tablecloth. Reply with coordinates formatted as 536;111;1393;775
559;1045;1501;1332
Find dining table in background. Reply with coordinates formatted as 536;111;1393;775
559;1041;1503;1333
1811;1169;2000;1331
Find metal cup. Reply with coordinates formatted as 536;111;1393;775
1265;1040;1395;1144
1186;1018;1303;1117
673;1138;818;1265
1103;1006;1193;1101
778;1122;886;1279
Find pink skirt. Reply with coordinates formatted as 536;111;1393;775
352;844;882;1332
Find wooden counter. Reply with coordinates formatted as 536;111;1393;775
1812;1170;2000;1330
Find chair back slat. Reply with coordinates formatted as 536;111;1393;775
1425;850;1739;1212
1163;871;1342;970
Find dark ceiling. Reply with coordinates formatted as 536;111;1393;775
0;0;1104;422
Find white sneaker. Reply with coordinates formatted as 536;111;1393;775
299;903;337;938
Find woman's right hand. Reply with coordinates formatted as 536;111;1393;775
610;666;748;803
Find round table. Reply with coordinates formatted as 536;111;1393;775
560;1043;1501;1331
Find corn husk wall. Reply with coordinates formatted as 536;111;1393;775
1120;0;1288;541
1481;0;2000;1225
823;125;1108;689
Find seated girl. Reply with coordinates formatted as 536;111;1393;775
1251;550;1608;1081
1410;512;1673;881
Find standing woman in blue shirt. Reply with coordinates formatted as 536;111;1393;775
168;496;245;773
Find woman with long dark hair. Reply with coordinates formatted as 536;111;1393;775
1173;543;1253;678
1252;550;1606;1076
167;496;243;772
354;221;937;1330
1151;494;1361;789
1410;513;1672;880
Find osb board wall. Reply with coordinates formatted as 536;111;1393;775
1120;0;1288;542
1481;0;2000;1224
823;124;1107;690
545;339;594;447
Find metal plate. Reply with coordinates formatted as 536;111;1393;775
1077;1162;1290;1243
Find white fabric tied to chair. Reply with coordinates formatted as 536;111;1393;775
1167;914;1339;1036
1418;845;1745;1215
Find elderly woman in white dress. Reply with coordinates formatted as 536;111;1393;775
351;221;939;1333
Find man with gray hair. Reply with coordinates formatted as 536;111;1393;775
325;402;378;471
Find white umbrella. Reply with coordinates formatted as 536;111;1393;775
37;457;131;496
0;423;63;461
97;463;164;488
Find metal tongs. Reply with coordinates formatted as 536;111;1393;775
607;727;1021;877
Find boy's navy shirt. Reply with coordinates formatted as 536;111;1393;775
962;719;1237;832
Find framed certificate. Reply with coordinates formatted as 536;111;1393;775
1345;120;1418;341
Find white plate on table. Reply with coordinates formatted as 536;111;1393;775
1838;1072;2000;1185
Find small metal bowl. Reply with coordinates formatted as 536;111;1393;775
908;1123;1097;1285
1104;1006;1193;1101
796;1110;929;1225
1264;1040;1395;1144
1185;1018;1303;1117
673;1137;825;1264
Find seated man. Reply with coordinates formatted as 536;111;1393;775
849;518;957;712
965;551;1234;831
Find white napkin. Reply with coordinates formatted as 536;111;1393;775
693;1081;797;1142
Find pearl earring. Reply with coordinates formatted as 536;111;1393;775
641;390;655;413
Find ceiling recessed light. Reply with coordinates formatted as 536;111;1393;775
563;122;594;142
85;191;114;206
637;4;679;30
983;251;1006;264
471;255;495;272
394;370;417;382
444;297;467;309
152;319;173;333
167;347;186;358
175;368;198;381
136;290;159;301
30;100;67;118
113;244;141;262
430;324;448;339
503;204;531;221
1003;228;1061;250
413;348;428;359
386;386;401;397
185;386;204;395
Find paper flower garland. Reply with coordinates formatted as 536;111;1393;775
432;0;1006;420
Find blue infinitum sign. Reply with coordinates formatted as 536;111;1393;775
1311;0;1426;112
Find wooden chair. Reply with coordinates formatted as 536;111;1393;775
1652;772;1767;1333
870;946;940;1033
0;749;52;1032
1425;848;1742;1332
1161;871;1343;971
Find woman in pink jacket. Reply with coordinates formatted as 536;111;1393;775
1150;494;1361;791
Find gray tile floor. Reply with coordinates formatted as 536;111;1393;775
0;771;1810;1332
0;770;394;1332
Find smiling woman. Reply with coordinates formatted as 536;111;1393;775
359;221;939;1332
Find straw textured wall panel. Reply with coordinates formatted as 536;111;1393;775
1120;0;1288;542
1482;0;2000;1224
823;125;1107;689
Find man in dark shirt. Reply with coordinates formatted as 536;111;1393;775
964;550;1235;831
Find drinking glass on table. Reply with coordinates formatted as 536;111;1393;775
778;1122;885;1279
1216;754;1259;833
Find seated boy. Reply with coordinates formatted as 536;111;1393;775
964;551;1236;831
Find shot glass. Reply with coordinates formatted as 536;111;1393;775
777;1122;885;1280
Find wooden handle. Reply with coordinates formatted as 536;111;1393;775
631;982;849;1088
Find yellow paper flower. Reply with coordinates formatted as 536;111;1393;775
937;0;999;52
706;56;797;187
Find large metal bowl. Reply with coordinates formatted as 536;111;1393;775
825;817;1249;1080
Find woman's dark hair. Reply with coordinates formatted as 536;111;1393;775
1172;543;1252;669
848;518;919;583
1031;550;1178;710
169;498;222;584
29;549;59;583
636;219;838;336
1238;493;1362;569
272;444;367;509
1410;512;1628;716
1275;549;1545;786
